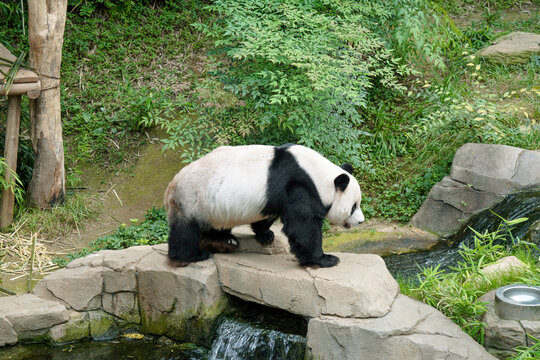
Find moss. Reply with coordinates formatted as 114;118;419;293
89;310;119;341
141;296;230;347
323;230;387;251
323;228;440;256
51;312;90;344
17;329;51;344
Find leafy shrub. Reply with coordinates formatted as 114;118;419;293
514;336;540;360
0;157;25;208
68;0;141;18
151;0;467;169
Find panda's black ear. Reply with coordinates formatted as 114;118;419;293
341;163;353;174
334;174;350;192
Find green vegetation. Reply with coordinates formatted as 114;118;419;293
1;1;539;355
399;217;540;355
60;0;211;167
0;157;24;207
54;207;167;267
514;336;540;360
13;193;98;239
2;0;539;225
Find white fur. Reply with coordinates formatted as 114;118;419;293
171;145;274;229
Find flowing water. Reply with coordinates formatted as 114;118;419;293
384;186;540;278
207;317;306;360
0;300;307;360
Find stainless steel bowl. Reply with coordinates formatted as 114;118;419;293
494;284;540;321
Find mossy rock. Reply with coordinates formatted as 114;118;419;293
323;224;441;257
49;311;90;344
141;296;229;347
89;310;119;341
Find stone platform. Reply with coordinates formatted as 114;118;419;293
0;226;494;359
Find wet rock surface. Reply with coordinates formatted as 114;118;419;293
411;143;540;237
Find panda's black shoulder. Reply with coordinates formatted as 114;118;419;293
262;144;326;217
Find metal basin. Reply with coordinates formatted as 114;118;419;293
494;284;540;321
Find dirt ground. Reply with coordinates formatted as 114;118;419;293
62;137;183;249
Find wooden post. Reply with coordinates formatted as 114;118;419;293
0;95;21;228
27;0;68;208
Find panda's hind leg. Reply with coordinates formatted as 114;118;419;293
201;229;239;253
167;218;210;267
251;217;277;245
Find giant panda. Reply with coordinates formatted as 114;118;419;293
165;144;364;268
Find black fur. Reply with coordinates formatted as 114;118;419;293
261;145;339;268
334;173;350;192
201;229;239;253
167;217;210;266
251;217;277;245
341;163;353;174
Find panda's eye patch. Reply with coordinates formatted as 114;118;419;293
350;203;357;215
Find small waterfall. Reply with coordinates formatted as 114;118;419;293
208;317;306;360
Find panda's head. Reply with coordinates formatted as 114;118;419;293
326;164;364;229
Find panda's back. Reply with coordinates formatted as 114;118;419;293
176;145;275;229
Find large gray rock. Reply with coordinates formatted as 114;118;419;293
478;32;540;64
450;143;540;194
33;265;104;311
307;294;495;360
411;143;540;237
0;316;18;346
483;300;540;358
0;294;68;344
137;245;226;344
215;252;399;318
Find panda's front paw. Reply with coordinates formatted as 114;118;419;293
316;254;340;268
256;230;275;245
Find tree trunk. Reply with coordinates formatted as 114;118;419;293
27;0;68;208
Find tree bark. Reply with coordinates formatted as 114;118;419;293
0;95;21;228
27;0;68;208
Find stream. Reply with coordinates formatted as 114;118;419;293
0;299;307;360
384;186;540;278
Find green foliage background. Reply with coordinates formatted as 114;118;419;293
0;0;539;221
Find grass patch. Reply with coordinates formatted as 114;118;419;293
399;218;540;348
54;207;167;267
12;193;99;239
60;1;212;167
